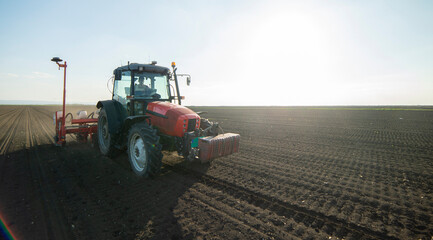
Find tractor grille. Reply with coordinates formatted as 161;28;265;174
187;119;196;132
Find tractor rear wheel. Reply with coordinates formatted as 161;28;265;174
98;108;116;156
127;123;162;177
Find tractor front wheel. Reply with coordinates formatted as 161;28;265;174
127;123;162;177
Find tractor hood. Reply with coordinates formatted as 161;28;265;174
147;101;195;116
147;101;200;137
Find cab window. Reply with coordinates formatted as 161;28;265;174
113;71;131;106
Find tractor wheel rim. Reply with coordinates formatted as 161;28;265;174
130;133;147;171
102;118;108;140
99;116;109;148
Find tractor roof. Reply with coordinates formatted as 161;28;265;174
113;63;170;75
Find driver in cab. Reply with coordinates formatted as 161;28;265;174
134;76;151;96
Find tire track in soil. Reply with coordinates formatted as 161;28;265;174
164;163;399;240
184;183;304;239
218;155;408;210
0;107;23;155
245;134;432;163
183;192;271;239
25;106;73;240
0;107;24;184
46;146;111;239
239;139;433;211
52;149;123;239
213;156;431;236
0;108;19;124
0;107;21;152
29;107;55;145
31;106;55;119
220;142;433;236
212;110;433;135
241;139;433;189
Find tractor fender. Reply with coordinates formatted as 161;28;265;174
96;100;128;135
117;115;151;148
123;116;150;132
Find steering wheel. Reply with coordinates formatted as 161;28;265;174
151;93;161;99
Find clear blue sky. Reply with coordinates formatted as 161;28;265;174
0;0;432;105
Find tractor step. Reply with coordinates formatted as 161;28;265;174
198;133;240;163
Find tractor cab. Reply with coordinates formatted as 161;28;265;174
112;62;173;116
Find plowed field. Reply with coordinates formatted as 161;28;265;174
0;105;432;240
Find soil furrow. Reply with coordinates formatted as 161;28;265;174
219;154;426;210
0;107;20;125
241;140;433;183
186;191;271;238
0;107;24;186
188;183;309;239
29;107;55;145
0;108;18;118
244;135;433;163
0;107;23;155
214;157;430;234
26;109;73;240
165;162;399;240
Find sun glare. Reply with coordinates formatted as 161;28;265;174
236;9;341;105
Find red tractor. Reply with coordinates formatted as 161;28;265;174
53;59;239;177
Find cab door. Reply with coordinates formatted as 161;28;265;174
113;70;132;111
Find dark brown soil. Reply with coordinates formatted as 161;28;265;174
0;105;432;239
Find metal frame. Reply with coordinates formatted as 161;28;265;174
52;57;98;146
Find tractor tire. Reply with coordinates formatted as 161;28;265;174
127;122;162;177
97;108;117;156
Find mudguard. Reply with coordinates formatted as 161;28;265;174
96;100;128;135
123;115;150;131
112;115;151;148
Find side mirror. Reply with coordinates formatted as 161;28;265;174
177;74;191;86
